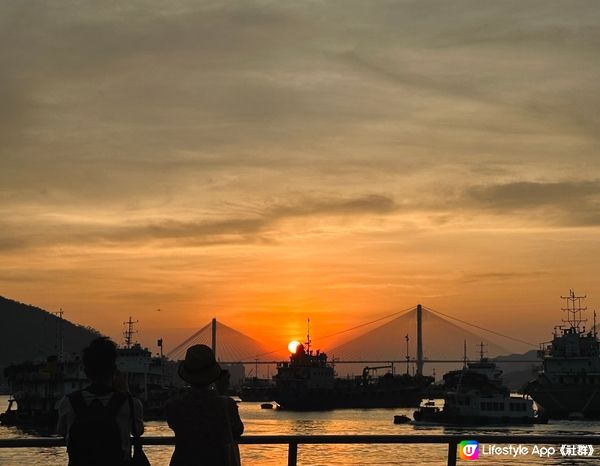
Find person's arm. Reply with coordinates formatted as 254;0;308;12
56;396;70;437
133;397;144;435
228;398;244;439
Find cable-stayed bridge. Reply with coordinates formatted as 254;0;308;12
166;319;272;362
166;305;539;377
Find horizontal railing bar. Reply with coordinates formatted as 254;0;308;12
220;360;541;364
2;434;600;448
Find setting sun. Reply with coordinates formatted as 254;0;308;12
287;340;301;354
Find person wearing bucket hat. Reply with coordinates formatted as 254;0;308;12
177;344;223;386
167;344;243;466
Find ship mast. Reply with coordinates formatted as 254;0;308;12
478;342;487;361
53;308;64;363
123;317;138;349
405;334;410;375
561;290;587;332
305;317;311;354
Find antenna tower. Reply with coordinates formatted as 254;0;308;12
53;308;64;362
405;335;410;375
561;289;587;331
123;317;138;348
478;342;487;361
305;317;311;354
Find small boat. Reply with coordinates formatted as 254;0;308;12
393;414;411;424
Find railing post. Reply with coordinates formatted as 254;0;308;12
288;442;298;466
447;440;457;466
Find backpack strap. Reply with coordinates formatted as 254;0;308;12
67;391;86;416
107;391;128;417
67;390;127;417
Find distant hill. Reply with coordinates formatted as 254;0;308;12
0;296;101;382
494;349;541;391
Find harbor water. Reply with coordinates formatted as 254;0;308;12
1;395;599;465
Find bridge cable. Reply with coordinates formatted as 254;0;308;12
166;322;212;359
232;306;420;362
321;305;416;342
423;306;537;348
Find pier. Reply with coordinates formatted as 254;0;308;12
2;434;600;466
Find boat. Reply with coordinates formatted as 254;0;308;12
273;332;433;411
526;290;600;419
116;318;173;419
1;317;173;426
393;414;411;424
1;355;87;427
412;346;542;425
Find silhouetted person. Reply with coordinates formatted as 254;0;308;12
167;345;243;466
57;337;144;466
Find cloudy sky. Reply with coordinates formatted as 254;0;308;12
2;0;600;354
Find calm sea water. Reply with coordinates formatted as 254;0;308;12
1;395;599;465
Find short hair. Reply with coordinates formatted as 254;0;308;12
83;337;117;380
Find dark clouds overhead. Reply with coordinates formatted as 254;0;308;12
463;180;600;226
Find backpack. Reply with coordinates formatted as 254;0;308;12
67;390;128;466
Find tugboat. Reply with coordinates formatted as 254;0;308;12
413;344;541;425
526;290;600;419
274;322;433;410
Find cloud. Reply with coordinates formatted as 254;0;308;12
0;194;399;251
462;180;600;226
465;180;600;209
461;271;551;284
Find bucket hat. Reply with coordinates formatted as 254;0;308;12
178;344;222;386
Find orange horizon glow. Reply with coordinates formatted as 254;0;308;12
2;2;600;362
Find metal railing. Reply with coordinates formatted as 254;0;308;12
2;434;600;466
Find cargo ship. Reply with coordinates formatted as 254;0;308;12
273;328;433;411
526;290;600;419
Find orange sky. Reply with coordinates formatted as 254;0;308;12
1;1;600;356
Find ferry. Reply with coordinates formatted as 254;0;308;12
413;345;542;425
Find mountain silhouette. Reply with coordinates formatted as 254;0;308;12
0;296;100;385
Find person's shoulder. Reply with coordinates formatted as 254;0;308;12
219;394;236;403
221;395;236;404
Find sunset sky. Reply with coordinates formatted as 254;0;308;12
2;1;600;355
